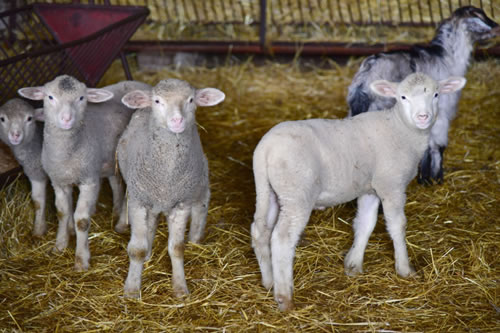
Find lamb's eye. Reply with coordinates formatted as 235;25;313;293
27;116;33;122
189;97;193;103
79;96;84;101
401;96;407;100
0;117;4;122
434;93;439;98
155;100;160;104
48;95;53;100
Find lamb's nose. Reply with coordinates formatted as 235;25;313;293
417;114;429;120
171;117;183;125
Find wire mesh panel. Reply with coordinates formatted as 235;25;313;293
0;3;149;105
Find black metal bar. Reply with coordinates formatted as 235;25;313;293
259;0;266;51
120;51;132;81
124;39;500;57
417;0;423;24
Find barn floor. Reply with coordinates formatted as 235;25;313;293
0;56;498;332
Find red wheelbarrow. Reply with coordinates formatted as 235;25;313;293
0;2;149;106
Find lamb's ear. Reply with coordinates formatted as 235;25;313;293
87;88;114;103
195;88;225;107
121;90;152;109
34;108;45;122
18;87;45;101
370;80;398;98
438;77;467;94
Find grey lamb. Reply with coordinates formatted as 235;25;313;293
252;73;466;311
0;98;47;236
347;6;499;184
118;78;225;298
18;76;151;271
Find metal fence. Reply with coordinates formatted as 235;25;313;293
11;1;500;56
22;0;497;27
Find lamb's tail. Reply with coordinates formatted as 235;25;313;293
252;143;279;232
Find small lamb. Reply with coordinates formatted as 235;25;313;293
18;76;152;271
251;73;466;311
117;78;225;298
347;6;499;184
0;99;47;236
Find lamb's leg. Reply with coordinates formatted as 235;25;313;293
30;178;47;237
109;175;128;233
53;184;73;252
271;202;312;312
145;210;159;261
73;181;100;271
167;205;191;298
124;200;148;298
344;193;380;276
381;193;415;277
188;186;210;243
251;190;279;290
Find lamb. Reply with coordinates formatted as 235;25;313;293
347;6;499;184
18;76;152;271
251;73;466;311
0;98;47;236
117;78;225;298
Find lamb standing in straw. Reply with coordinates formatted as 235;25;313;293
18;76;151;271
347;6;499;184
0;99;47;236
251;73;466;311
118;78;225;298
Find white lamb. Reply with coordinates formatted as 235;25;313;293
18;76;151;271
118;78;225;298
0;99;47;236
251;73;466;311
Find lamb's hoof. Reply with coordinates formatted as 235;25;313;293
397;265;417;278
124;288;141;299
52;243;67;254
32;229;47;238
276;294;294;312
344;266;363;276
173;285;190;298
114;222;129;234
74;256;89;272
262;277;273;290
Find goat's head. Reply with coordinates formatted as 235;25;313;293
452;6;499;42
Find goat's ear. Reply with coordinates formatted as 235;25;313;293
18;87;45;101
34;108;45;122
195;88;225;107
121;90;152;109
439;77;467;94
87;88;114;103
370;80;398;98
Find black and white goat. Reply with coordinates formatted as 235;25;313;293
347;6;499;184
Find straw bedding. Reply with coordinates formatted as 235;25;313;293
0;57;498;332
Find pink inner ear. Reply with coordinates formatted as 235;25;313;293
18;87;45;101
195;88;225;106
87;89;114;103
122;91;151;108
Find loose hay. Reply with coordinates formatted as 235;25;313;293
0;57;498;332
